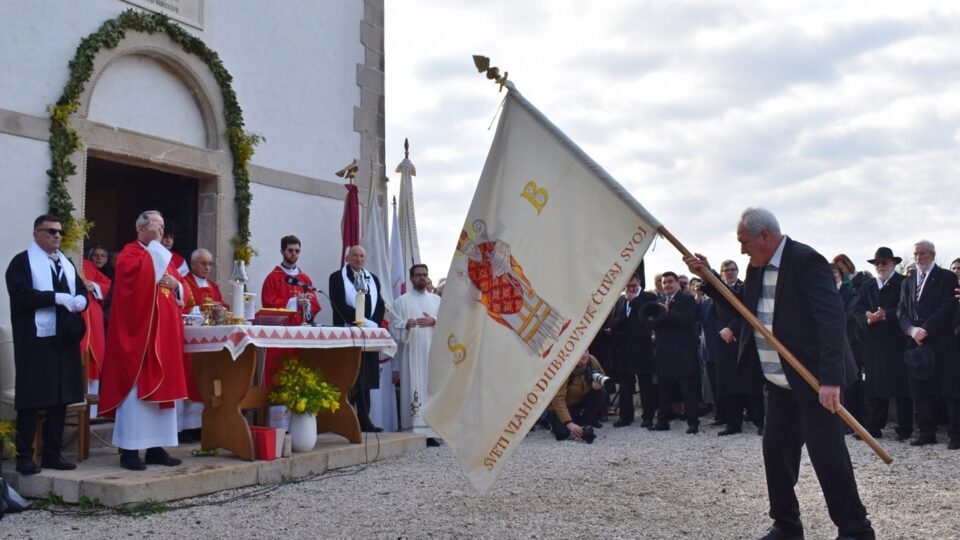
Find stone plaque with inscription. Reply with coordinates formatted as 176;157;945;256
122;0;204;29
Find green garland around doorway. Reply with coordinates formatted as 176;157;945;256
47;9;260;262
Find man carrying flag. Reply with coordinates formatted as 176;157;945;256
423;78;659;494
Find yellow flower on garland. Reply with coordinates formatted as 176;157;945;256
269;356;341;416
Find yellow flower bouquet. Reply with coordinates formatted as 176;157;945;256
269;357;341;415
0;420;14;460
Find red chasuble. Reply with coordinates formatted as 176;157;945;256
98;241;188;416
261;266;321;388
183;273;228;311
80;260;111;380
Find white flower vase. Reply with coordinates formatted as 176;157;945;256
289;413;317;452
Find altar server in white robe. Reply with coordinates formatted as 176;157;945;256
391;264;442;442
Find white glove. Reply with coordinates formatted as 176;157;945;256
69;295;87;313
55;293;73;308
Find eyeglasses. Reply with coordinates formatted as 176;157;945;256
36;228;64;236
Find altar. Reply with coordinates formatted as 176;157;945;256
184;325;396;461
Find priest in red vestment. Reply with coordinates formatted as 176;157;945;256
161;230;189;277
261;235;321;427
176;247;224;439
99;210;187;471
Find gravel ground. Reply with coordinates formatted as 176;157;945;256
2;420;958;539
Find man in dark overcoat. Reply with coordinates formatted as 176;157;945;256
329;245;385;432
685;207;873;540
605;272;658;427
648;271;701;434
853;247;911;440
710;260;765;436
5;214;88;474
897;239;960;449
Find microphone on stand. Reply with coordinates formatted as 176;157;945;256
285;275;320;292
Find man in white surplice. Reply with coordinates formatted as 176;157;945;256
391;264;442;442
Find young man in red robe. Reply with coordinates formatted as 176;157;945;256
80;257;111;417
99;210;188;471
260;235;321;426
161;230;189;277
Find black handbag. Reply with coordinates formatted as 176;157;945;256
904;347;935;381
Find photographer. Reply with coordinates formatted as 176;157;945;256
545;352;611;443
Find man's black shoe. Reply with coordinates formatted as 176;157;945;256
41;455;77;470
639;419;653;428
718;427;742;436
686;425;699;434
426;438;442;447
947;441;960;450
16;457;41;475
581;426;595;444
758;523;804;540
910;435;937;446
145;447;181;466
648;423;670;431
835;529;876;540
613;419;632;428
120;450;146;471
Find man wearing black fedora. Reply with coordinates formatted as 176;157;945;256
897;240;960;449
853;247;912;441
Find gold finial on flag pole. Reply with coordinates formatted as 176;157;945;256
472;55;509;92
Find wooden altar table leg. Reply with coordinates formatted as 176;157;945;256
194;347;257;460
302;347;362;444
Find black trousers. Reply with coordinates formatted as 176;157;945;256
656;374;699;426
546;389;608;439
15;405;67;461
617;373;657;422
724;393;765;430
763;385;872;536
865;396;913;437
914;395;960;442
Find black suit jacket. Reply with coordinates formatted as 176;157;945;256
328;266;385;327
704;237;857;400
897;264;960;397
606;292;657;376
650;292;699;378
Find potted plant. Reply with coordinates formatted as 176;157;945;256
0;420;13;461
269;357;340;452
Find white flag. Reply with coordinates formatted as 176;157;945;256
396;148;421;270
362;176;394;314
389;199;405;298
423;83;661;494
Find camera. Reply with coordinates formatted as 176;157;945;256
586;367;616;394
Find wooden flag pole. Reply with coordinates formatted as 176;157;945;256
657;226;893;465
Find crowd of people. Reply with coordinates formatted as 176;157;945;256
566;237;960;458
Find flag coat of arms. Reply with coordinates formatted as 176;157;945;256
423;82;661;493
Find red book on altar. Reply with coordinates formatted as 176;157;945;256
254;308;301;326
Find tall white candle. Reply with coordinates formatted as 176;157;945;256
355;294;366;326
231;282;245;321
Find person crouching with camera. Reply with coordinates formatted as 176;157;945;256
545;352;614;443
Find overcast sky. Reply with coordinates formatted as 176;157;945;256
384;1;960;285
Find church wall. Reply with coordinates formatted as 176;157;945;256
248;183;347;323
0;133;50;324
